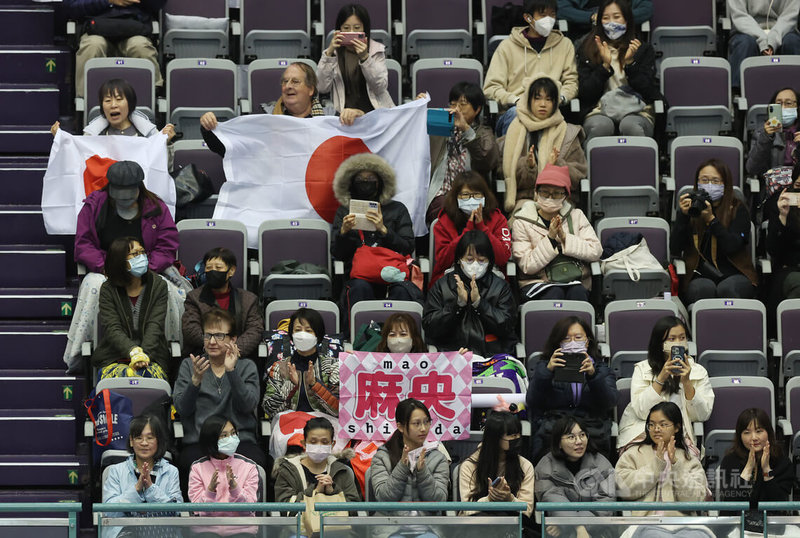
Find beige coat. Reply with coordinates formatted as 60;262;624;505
484;26;578;106
615;444;707;515
457;450;535;517
511;200;602;288
317;39;394;112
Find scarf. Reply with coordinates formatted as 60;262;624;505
437;127;470;197
273;96;326;117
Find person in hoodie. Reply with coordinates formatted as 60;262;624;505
423;230;517;356
188;415;261;537
576;0;661;142
511;164;601;302
669;158;758;305
728;0;800;88
64;160;185;372
484;0;579;136
273;417;361;504
502;76;587;212
330;153;421;321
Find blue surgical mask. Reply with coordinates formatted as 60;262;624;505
457;197;485;215
602;21;627;40
128;254;148;277
218;434;240;456
700;183;725;201
782;107;797;125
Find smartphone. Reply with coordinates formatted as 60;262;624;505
785;191;800;207
553;352;585;383
670;345;686;363
339;32;366;45
768;103;783;126
491;477;502;487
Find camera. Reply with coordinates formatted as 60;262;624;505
687;189;713;218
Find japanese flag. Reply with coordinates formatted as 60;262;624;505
212;97;431;248
41;129;176;235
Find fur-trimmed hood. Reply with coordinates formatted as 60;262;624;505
332;153;397;206
271;448;356;478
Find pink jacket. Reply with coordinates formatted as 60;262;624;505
188;454;260;536
74;189;179;274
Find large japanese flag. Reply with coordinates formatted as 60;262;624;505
41;130;176;235
212;97;431;248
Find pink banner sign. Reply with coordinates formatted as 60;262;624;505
338;351;472;441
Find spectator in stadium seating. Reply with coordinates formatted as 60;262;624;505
617;316;713;450
64;160;186;372
535;415;615;538
484;0;579;136
426;82;499;223
317;3;394;126
188;415;260;536
182;247;263;359
370;399;449;513
459;411;534;523
766;163;800;316
199;63;330;157
502;76;587;212
728;0;800;88
262;308;342;420
375;312;428;353
102;415;181;538
430;171;511;286
576;0;661;142
64;0;164;99
273;417;362;503
527;316;617;462
615;402;708;515
557;0;652;40
331;153;421;321
670;158;758;305
174;308;267;491
511;164;600;302
51;79;175;141
423;230;517;356
92;236;169;380
719;408;793;534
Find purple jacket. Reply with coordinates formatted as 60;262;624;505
74;189;179;274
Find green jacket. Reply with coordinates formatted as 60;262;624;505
92;270;169;369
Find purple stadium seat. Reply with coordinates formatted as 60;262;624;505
82;57;155;125
94;377;170;416
615;378;630;425
586;136;660;219
172;140;226;193
0;324;69;369
403;0;473;60
0;246;65;288
778;299;800;379
162;0;229;58
0;454;89;487
411;58;483;108
241;0;311;60
0;160;46;205
247;58;317;112
0;409;77;454
386;59;401;105
350;300;424;344
166;59;237;141
265;299;340;334
650;0;716;64
660;57;732;137
519;300;594;362
785;376;800;457
604;298;680;378
176;219;248;289
740;56;800;137
692;298;767;376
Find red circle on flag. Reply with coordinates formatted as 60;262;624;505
305;136;371;222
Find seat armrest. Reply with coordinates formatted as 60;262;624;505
777;418;793;438
81;341;92;357
488;99;498;115
611;421;618;437
599;342;611;359
77;263;87;276
393;20;404;35
515;342;525;361
418;257;430;274
428;345;438;353
580;178;590;193
495;179;506;192
654;99;664;114
158;97;167;114
770;340;783;359
174;421;184;439
151;21;159;35
67;20;77;35
75;97;85;112
249;260;259;278
641;20;650;33
736;96;748;111
757;258;772;274
334;260;345;275
693;422;704;438
230;20;241;36
170;341;181;358
720;17;731;31
673;259;686;275
312;21;323;35
84;420;94;437
570;98;580;113
558;19;568;32
474;20;486;35
506;261;516;277
688;340;697;357
258;343;267;358
590;261;602;275
662;175;675;192
261;420;272;437
240;98;251;115
746;177;760;194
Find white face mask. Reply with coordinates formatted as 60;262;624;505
460;259;489;280
533;16;555;37
387;336;413;353
217;434;240;457
457;197;485;215
305;443;332;463
537;195;565;214
292;331;318;352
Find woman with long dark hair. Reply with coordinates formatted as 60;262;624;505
430;171;511;286
459;412;534;519
719;408;793;534
670;158;758;305
617;316;713;449
766;162;800;322
615;402;707;515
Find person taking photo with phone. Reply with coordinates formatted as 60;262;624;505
766;162;800;324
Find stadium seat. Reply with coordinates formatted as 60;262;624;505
739;56;800;140
80;57;156;125
162;0;230;59
650;0;716;68
386;58;402;105
166;58;237;141
783;376;800;468
176;219;248;289
350;300;424;344
402;0;473;62
692;299;767;377
412;58;483;108
265;299;340;335
241;0;311;61
660;57;732;138
245;58;317;114
518;300;595;365
172;139;226;193
775;299;800;382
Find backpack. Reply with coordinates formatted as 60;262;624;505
472;354;528;392
600;236;664;282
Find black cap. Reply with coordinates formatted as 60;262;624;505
107;160;145;187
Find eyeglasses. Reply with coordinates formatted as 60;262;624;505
560;334;587;345
697;177;724;185
203;332;230;342
537;190;566;200
409;419;432;429
562;432;587;443
280;78;305;87
646;421;675;431
127;249;146;259
133;434;156;444
457;192;485;200
776;100;798;107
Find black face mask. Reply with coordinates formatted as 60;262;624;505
350;179;380;201
205;270;229;289
506;438;522;457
